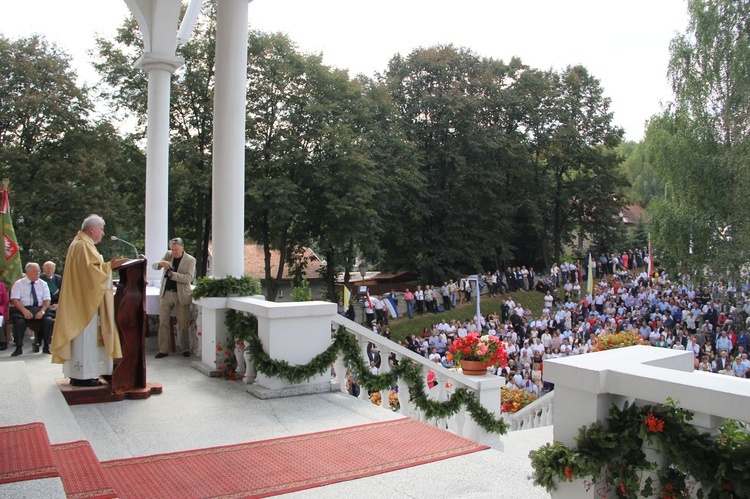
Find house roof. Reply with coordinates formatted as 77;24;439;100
244;244;325;280
621;205;649;224
336;270;420;284
209;243;325;280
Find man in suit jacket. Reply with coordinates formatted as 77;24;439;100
41;261;63;309
152;237;196;358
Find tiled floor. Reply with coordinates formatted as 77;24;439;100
1;332;551;498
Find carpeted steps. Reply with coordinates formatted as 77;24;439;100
51;440;118;499
0;422;59;484
5;418;489;499
0;422;117;498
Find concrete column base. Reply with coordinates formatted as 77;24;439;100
246;379;338;399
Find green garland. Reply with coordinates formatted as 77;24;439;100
228;310;508;435
529;399;750;499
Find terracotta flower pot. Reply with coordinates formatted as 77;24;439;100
460;359;489;376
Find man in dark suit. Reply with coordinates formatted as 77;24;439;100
41;261;62;309
35;261;62;352
366;343;381;369
152;237;196;358
713;350;731;372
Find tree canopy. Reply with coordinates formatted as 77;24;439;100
0;33;144;267
1;3;630;294
645;0;750;283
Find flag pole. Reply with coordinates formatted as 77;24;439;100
475;276;482;333
648;234;653;277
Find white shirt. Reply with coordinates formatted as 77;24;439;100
10;277;51;307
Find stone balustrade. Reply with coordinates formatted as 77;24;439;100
330;315;506;448
543;345;750;499
506;390;554;431
193;296;506;447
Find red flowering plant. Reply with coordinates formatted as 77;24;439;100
215;340;242;380
448;332;508;368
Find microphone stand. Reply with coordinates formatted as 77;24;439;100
110;236;139;259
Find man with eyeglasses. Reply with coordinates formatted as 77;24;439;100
153;237;196;358
50;215;127;386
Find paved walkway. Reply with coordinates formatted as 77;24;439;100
1;333;551;498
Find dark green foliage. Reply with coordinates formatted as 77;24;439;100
646;0;750;283
0;34;145;266
191;274;262;300
6;3;631;283
529;400;750;498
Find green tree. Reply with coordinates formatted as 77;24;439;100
244;32;317;302
539;66;625;265
0;34;144;265
646;0;750;282
618;140;663;208
358;79;423;276
384;45;517;281
297;65;383;302
0;35;88;154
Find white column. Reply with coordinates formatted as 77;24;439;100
211;0;250;278
124;0;184;285
136;55;184;285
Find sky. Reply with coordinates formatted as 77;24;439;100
1;0;689;141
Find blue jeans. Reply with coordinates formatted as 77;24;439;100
406;300;414;318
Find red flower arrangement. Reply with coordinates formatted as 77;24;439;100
645;412;665;433
449;332;508;368
564;466;574;481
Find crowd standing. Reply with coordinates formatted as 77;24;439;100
371;249;749;402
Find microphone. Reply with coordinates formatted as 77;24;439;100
110;236;139;259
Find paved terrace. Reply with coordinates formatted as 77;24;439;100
0;333;551;498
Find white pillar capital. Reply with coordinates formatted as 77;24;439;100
135;52;185;74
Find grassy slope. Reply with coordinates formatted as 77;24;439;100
387;290;546;344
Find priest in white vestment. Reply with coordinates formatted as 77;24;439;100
50;215;128;387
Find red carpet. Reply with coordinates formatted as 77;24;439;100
101;418;488;498
51;440;118;499
0;422;59;484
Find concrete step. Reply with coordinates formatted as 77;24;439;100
2;337;552;498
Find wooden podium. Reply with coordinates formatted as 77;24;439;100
58;257;162;405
